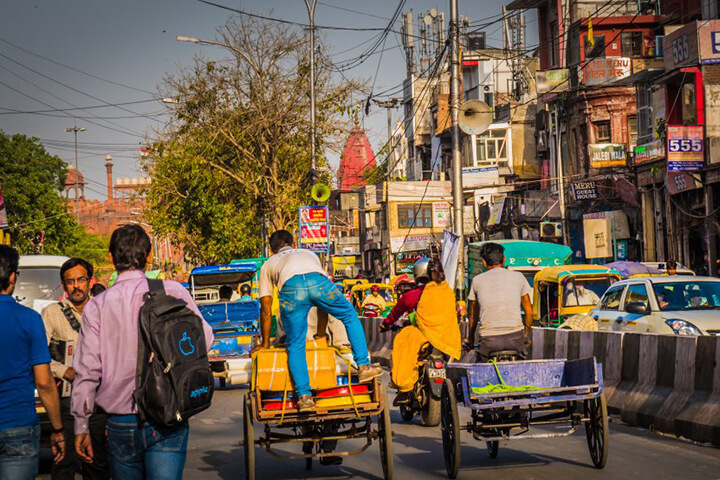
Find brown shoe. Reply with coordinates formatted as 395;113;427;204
357;365;383;383
298;396;315;412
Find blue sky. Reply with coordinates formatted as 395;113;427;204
0;0;537;199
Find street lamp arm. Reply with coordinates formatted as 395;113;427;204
176;35;254;68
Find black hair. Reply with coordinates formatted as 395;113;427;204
240;284;252;295
269;230;294;253
219;285;234;300
427;257;446;283
666;259;677;270
109;224;152;272
0;245;19;292
480;242;505;267
60;258;94;283
90;283;106;296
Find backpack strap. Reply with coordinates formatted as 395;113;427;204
147;278;166;297
57;302;81;332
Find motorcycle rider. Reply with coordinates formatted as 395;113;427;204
379;259;431;332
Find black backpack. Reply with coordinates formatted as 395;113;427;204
133;279;214;427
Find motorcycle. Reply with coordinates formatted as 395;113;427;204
391;324;446;427
361;303;382;318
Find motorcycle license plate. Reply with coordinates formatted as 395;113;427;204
428;368;446;379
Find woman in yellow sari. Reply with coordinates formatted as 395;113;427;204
390;258;462;395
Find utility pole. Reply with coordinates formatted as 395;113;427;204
555;106;568;245
66;126;86;222
449;0;465;293
372;98;400;178
304;0;318;178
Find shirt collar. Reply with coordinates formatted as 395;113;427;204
276;246;294;254
0;294;16;303
115;270;147;285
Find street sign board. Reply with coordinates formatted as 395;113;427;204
634;139;665;165
571;181;598;200
667;125;704;171
298;205;329;253
536;69;569;94
589;143;627;168
583;57;631;86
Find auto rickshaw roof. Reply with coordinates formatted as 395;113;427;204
535;264;621;283
190;264;256;287
350;282;394;293
469;240;572;268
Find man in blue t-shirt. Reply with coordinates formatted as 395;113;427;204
0;245;65;479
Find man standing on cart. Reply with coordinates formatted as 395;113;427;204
466;242;533;362
253;230;382;411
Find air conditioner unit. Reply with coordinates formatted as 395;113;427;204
540;221;563;238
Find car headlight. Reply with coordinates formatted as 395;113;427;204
665;319;702;336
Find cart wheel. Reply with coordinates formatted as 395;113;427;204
585;393;609;469
305;457;312;471
399;404;414;422
486;441;499;458
243;393;255;480
378;390;394;480
421;391;441;427
441;379;460;479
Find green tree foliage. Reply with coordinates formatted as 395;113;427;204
144;16;361;264
0;131;80;254
64;230;111;273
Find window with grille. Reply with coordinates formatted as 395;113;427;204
397;204;433;228
594;121;611;143
627;116;638;145
621;32;644;57
475;128;509;168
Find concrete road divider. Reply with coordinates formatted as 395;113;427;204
527;327;720;446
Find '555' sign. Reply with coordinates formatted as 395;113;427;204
668;138;703;152
667;125;704;172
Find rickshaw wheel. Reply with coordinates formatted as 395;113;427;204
378;389;394;480
486;440;499;458
441;379;460;479
306;457;312;471
585;393;609;469
243;393;255;480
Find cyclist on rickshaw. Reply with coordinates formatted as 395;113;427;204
362;284;387;310
379;258;461;400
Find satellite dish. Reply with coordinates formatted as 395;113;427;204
429;8;437;17
424;15;432;25
459;100;493;136
311;183;331;203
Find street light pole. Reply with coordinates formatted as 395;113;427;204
66;126;86;222
304;0;318;178
449;0;465;293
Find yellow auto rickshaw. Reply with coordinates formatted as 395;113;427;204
350;283;396;318
533;265;621;328
342;278;368;296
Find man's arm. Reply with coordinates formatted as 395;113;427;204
466;300;479;346
380;292;409;330
256;296;273;350
521;293;533;335
34;363;65;463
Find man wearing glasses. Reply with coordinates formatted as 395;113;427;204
41;258;109;480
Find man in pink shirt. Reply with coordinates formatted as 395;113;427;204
71;225;213;479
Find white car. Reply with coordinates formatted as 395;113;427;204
591;276;720;336
15;255;69;310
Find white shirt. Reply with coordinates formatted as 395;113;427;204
258;246;326;297
468;268;532;337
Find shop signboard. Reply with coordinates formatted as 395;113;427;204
667;125;704;171
589;143;627;168
298;205;329;253
432;202;452;228
462;166;499;188
536;69;569;94
390;233;434;253
486;195;506;226
583;57;631;86
571;181;598;200
697;20;720;64
664;22;700;70
583;218;612;259
666;171;702;195
634;139;665;165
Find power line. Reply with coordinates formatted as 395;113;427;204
0;98;161;115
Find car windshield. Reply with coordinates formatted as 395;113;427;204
14;267;63;307
562;278;612;307
652;281;720;311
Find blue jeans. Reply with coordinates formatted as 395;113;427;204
106;415;188;480
280;273;370;397
0;424;39;480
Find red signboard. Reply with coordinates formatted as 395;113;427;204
299;206;328;224
667;125;704;171
299;205;329;253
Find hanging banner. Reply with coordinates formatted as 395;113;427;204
667;125;704;171
298;205;329;253
536;69;569;94
486;196;506;226
441;229;460;289
589;144;627;168
432;202;451;228
0;182;7;228
583;218;613;259
571;181;598;200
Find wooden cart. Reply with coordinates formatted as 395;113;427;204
243;377;393;480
